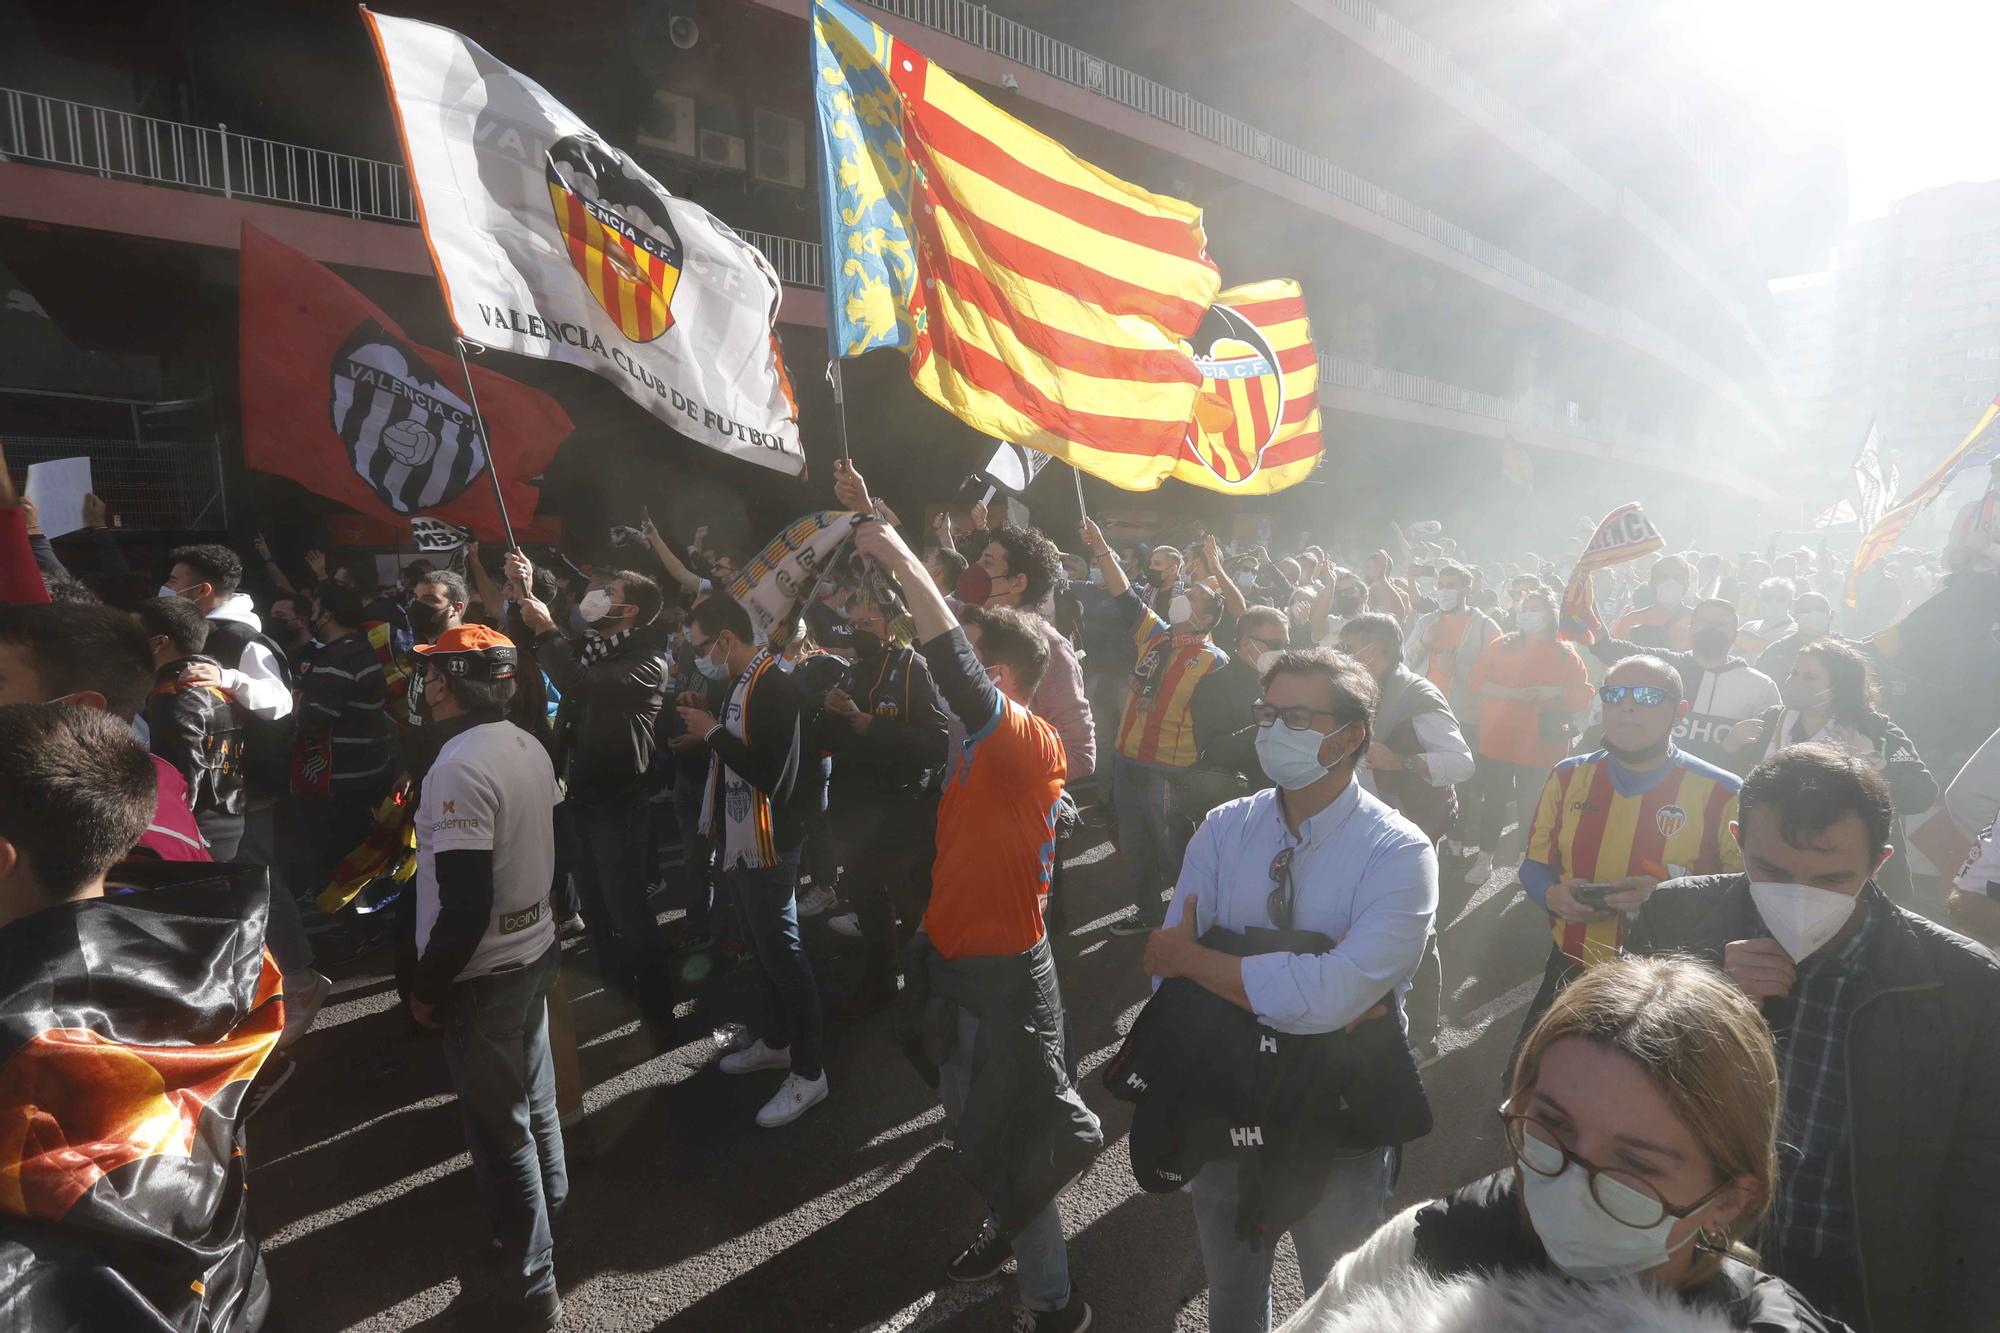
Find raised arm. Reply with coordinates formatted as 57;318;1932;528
1079;517;1130;598
1204;534;1246;621
642;516;705;596
253;534;298;598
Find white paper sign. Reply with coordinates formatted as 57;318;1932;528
25;457;92;538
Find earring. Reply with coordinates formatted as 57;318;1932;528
1692;1226;1731;1256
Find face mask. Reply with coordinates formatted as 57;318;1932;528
1518;1137;1705;1281
1147;566;1171;588
1653;580;1686;608
1255;721;1351;790
1781;677;1833;713
852;630;885;659
1436;588;1464;612
1796;610;1832;637
1168;593;1194;625
408;601;449;640
954;565;994;606
1334;592;1363;615
1254;649;1281;674
158;583;178;599
578;589;616;628
1517;610;1550;635
1087;568;1105;587
1750;880;1862;961
693;645;730;682
1760;602;1790;620
1690;626;1731;658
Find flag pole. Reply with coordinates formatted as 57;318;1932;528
826;360;853;465
1070;460;1088;523
452;338;520;552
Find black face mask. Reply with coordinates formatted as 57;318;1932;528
1690;626;1732;658
1147;567;1171;588
408;601;449;640
852;630;885;660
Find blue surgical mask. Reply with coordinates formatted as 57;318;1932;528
694;649;729;682
1255;721;1352;790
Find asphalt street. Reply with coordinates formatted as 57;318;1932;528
251;817;1555;1332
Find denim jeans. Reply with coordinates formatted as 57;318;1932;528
1114;757;1189;919
441;943;569;1301
937;1008;1071;1313
563;793;674;1028
1191;1148;1392;1333
728;854;823;1080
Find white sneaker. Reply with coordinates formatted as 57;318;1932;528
756;1071;829;1127
828;911;862;938
719;1038;792;1075
1462;852;1493;885
798;885;837;918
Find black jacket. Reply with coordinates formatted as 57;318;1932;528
1102;925;1431;1246
1411;1171;1850;1332
820;643;949;797
146;656;247;822
702;651;808;859
538;629;669;803
900;933;1102;1238
1626;874;2000;1332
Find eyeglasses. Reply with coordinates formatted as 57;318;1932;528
1244;636;1285;656
1251;702;1341;731
1498;1110;1731;1230
688;634;713;654
1599;683;1670;708
1268;847;1297;930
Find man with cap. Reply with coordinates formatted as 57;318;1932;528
405;625;568;1332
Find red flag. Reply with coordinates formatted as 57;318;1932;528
238;223;571;539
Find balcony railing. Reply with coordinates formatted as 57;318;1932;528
851;1;1778;443
3;84;1749;475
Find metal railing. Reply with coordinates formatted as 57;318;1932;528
853;1;1779;441
1;86;415;223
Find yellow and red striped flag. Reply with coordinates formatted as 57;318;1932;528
1846;393;2000;606
811;0;1225;491
1171;280;1323;494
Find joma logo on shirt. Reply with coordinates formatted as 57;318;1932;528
441;800;455;814
1569;801;1602;813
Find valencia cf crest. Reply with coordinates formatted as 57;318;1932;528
1656;804;1688;838
329;322;489;515
1184;302;1284;485
545;134;684;343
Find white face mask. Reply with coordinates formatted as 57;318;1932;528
1255;721;1351;790
1168;593;1194;625
1435;588;1462;612
578;589;615;630
1517;1134;1707;1281
1749;880;1862;961
157;583;179;600
1653;580;1686;608
1796;610;1832;637
1516;610;1550;635
1255;649;1282;674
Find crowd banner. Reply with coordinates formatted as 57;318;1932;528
725;510;867;644
1171;279;1323;494
1558;502;1665;642
1846;393;2000;605
362;8;804;476
238;223;570;541
810;0;1221;491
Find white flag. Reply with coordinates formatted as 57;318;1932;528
1852;419;1891;531
1815;498;1858;529
364;9;803;475
978;440;1049;494
722;511;865;644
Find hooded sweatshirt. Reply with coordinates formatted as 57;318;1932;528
202;594;292;721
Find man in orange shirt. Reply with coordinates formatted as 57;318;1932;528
1611;553;1695;651
854;520;1101;1333
1080;518;1230;937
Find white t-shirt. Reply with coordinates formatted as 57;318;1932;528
415;720;563;980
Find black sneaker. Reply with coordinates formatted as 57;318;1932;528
946;1220;1010;1282
1106;910;1161;938
1011;1298;1091;1332
242;1052;297;1118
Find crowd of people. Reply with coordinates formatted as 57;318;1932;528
4;443;2000;1333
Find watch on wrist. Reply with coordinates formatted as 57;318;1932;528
1401;754;1422;772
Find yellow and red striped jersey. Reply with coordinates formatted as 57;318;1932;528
1527;748;1742;965
1115;604;1225;769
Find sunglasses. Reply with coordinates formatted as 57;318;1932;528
1268;847;1297;930
1599;683;1670;707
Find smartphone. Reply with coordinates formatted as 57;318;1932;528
1571;883;1616;909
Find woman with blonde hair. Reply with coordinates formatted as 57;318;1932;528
1279;955;1850;1332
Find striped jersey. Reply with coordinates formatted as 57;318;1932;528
1527;747;1742;965
1115;598;1226;769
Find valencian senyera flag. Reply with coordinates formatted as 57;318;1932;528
811;0;1230;491
0;869;283;1330
1559;502;1666;642
1847;393;2000;605
1173;280;1323;493
363;8;804;476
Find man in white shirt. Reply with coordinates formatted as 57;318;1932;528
1144;648;1438;1333
405;625;567;1333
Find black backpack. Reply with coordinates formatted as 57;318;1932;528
204;620;298;800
